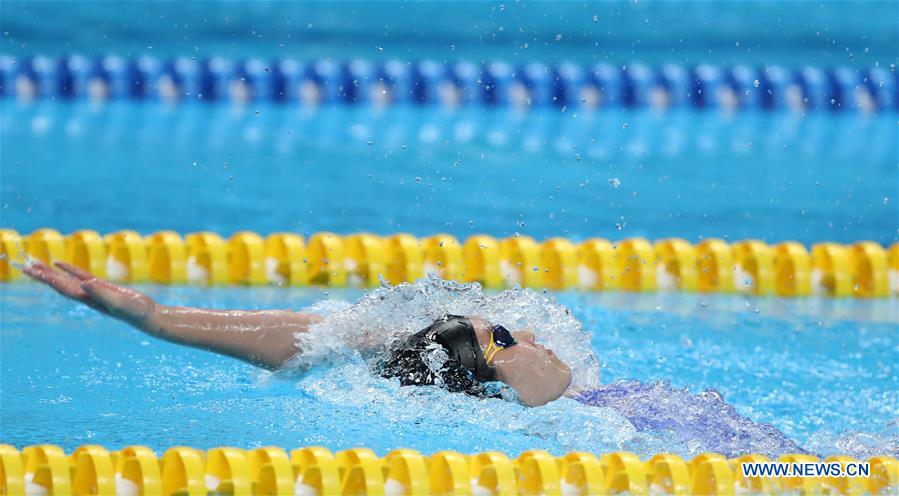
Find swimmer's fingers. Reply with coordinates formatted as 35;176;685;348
23;260;107;312
54;261;97;281
56;262;151;319
24;259;87;299
21;258;52;279
80;278;156;325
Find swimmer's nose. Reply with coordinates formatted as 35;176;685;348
513;330;536;344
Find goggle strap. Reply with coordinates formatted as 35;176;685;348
484;342;501;364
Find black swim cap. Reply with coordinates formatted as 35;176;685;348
429;315;496;382
377;315;497;397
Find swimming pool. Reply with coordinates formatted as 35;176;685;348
2;88;897;455
2;2;898;494
2;103;895;245
2;275;897;458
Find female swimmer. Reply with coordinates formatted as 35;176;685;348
23;260;572;407
25;259;804;455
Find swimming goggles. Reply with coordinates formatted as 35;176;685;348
484;324;518;364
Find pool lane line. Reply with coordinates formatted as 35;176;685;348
2;228;897;298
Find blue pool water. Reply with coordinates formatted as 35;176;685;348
1;279;897;458
1;0;898;461
2;1;896;66
2;103;896;245
1;87;898;460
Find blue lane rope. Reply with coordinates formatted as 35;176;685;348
0;55;896;112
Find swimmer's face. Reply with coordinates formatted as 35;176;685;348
471;320;572;406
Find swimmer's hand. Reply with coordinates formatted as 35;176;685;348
23;260;155;325
24;259;317;370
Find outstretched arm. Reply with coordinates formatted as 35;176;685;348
24;261;321;370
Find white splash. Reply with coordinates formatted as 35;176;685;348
290;275;601;389
292;361;656;455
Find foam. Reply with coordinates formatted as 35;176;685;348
290;275;601;390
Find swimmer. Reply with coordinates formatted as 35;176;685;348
24;259;805;455
23;260;572;407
